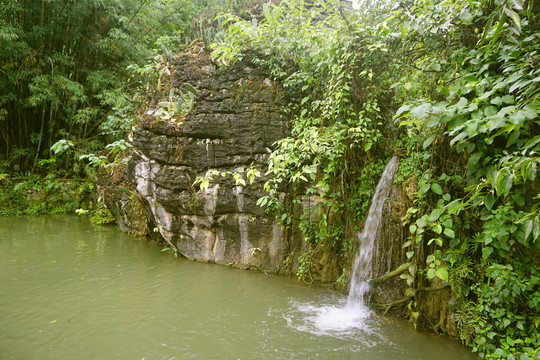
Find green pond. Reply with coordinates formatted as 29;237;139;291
0;216;476;359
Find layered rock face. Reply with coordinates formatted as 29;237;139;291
128;50;290;272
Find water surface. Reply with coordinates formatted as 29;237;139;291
0;216;476;359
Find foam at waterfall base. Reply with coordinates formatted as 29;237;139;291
277;294;385;345
297;302;371;332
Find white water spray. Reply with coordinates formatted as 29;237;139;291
347;156;400;309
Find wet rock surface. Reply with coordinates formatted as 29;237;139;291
370;175;459;337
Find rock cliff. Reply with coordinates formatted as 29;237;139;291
127;49;292;272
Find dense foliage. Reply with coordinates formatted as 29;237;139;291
0;0;255;215
393;1;539;358
2;0;538;357
212;0;539;358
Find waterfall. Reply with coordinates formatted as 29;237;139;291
347;156;400;309
283;156;400;335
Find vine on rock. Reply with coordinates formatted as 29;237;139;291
212;0;395;283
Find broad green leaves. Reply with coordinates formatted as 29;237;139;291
392;0;539;357
212;1;539;356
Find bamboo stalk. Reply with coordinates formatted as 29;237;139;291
32;107;46;171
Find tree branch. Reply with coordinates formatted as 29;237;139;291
370;262;410;285
415;283;450;293
382;296;412;316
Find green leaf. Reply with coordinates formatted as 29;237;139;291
256;196;268;207
446;199;465;214
200;179;209;191
524;135;540;150
456;97;468;109
429;208;444;222
436;267;448;282
395;105;410;117
484;106;498;117
417;215;429;228
506;130;520;148
419;183;431;196
490;97;502;106
484;194;495;211
490;12;507;45
442;217;453;228
447;115;467;131
525;162;537;181
423;135;436;149
176;98;184;113
502;94;515;104
431;183;443;195
184;83;198;95
450;131;469;146
469;152;482;166
459;11;473;23
426;116;440;128
480;15;494;45
443;228;455;238
523;220;533;241
482;246;494;259
495;171;514;197
504;8;521;32
411;103;431;119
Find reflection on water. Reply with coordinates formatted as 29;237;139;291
0;216;476;360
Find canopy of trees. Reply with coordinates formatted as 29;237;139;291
0;0;253;173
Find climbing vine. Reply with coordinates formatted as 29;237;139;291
213;0;396;283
